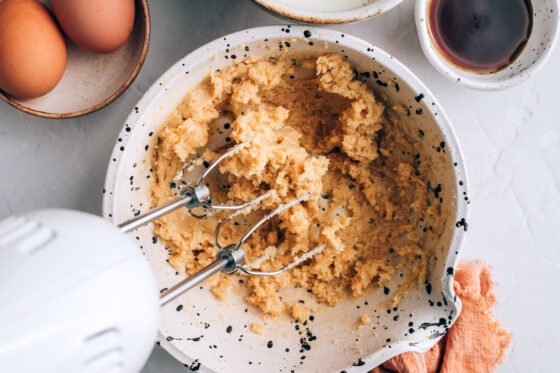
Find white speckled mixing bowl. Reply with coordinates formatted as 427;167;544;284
103;26;469;372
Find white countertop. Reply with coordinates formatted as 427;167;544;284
1;1;558;372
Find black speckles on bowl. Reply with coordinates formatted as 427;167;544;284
102;26;469;373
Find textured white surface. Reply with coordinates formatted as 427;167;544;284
0;1;558;372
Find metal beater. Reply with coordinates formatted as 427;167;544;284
117;142;325;306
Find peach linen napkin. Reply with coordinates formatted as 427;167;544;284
372;262;512;373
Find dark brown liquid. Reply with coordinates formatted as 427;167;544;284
428;0;532;73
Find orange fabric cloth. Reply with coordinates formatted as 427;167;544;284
373;262;512;373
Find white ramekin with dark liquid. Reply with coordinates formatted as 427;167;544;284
416;0;559;90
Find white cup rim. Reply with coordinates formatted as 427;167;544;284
253;0;403;24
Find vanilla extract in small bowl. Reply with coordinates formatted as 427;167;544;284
428;0;533;73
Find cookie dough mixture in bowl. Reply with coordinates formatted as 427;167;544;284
153;53;436;317
103;26;469;373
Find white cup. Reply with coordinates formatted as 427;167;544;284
253;0;403;23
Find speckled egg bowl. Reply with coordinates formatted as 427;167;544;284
415;0;559;90
103;26;469;372
253;0;403;24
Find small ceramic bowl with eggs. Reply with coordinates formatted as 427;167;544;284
0;0;150;118
253;0;403;23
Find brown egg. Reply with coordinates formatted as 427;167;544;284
0;0;67;99
51;0;135;54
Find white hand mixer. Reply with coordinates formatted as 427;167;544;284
0;142;324;373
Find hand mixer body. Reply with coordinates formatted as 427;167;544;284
0;144;326;372
0;210;159;373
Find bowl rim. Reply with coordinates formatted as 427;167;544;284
252;0;403;24
415;0;560;91
0;0;151;119
102;25;470;372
